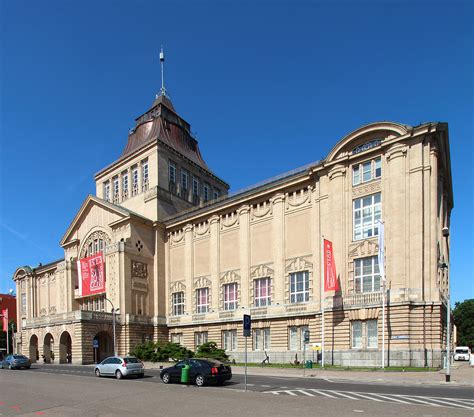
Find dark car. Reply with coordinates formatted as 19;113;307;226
1;354;31;370
160;358;232;386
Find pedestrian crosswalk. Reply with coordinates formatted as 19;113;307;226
264;388;474;410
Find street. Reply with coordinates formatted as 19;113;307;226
0;365;472;416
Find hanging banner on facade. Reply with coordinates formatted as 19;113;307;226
323;239;340;292
2;309;8;332
77;252;106;296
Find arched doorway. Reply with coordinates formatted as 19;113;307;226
29;335;39;363
43;333;54;363
59;331;72;364
93;331;113;363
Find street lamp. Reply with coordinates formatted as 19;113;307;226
104;298;119;356
441;226;451;383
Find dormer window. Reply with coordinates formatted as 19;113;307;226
169;161;176;184
213;189;220;200
181;170;189;197
122;171;129;200
203;183;210;202
113;176;119;203
353;157;381;186
132;165;139;196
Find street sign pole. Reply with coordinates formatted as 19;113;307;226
243;314;251;392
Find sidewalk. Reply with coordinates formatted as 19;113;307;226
143;361;474;387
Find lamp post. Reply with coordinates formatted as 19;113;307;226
441;226;451;383
104;298;119;356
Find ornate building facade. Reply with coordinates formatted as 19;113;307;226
13;90;453;367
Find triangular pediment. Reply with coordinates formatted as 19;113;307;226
348;239;379;258
60;195;150;247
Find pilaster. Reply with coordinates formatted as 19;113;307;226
271;193;285;304
184;224;194;313
238;206;250;308
209;216;220;311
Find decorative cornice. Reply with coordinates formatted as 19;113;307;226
270;193;285;205
328;165;346;180
352;181;381;197
238;205;250;216
386;144;407;161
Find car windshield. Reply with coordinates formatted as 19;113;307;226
124;357;140;363
456;349;469;354
13;355;27;359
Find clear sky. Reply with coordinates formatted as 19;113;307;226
0;0;472;305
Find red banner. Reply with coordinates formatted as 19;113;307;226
323;239;340;292
77;252;106;296
2;309;7;332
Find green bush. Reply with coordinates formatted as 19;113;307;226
130;341;194;362
194;341;229;361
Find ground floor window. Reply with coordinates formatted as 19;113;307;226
351;320;378;349
253;328;270;351
194;331;208;348
222;330;237;351
288;325;309;350
171;333;183;345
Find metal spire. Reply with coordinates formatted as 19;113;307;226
159;45;166;97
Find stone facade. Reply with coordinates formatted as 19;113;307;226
13;92;453;367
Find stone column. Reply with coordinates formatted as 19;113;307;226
386;144;408;289
429;144;439;302
271;193;285;304
238;205;250;308
184;224;194;313
209;216;220;311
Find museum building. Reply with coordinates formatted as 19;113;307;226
12;86;453;367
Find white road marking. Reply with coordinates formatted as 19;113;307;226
395;396;442;407
284;390;297;396
370;393;412;404
331;391;360;400
296;390;315;397
308;389;337;398
424;397;473;410
347;392;385;402
260;384;271;387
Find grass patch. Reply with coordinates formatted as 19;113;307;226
231;362;440;372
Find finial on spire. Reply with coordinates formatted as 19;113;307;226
159;45;166;97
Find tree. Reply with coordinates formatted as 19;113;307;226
194;341;229;361
452;299;474;348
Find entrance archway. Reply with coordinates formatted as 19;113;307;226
29;335;39;363
93;331;113;363
59;331;72;364
43;333;54;363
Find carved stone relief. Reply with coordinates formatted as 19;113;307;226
194;276;211;289
250;264;274;279
194;221;210;238
170;281;186;293
80;230;112;258
220;270;241;285
251;200;272;221
131;261;148;279
348;239;379;258
352;181;381;197
220;211;239;230
285;187;311;210
285;256;313;273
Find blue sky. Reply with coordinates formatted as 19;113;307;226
0;0;472;305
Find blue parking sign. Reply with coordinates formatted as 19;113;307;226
243;314;251;337
93;339;99;349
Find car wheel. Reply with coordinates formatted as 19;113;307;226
8;364;13;370
115;370;123;380
161;372;170;384
195;374;205;387
95;368;101;377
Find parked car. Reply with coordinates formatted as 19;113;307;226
160;358;232;386
454;346;471;361
1;354;31;370
94;356;145;379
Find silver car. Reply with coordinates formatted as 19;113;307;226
94;356;144;379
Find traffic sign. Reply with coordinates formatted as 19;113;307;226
93;339;99;348
304;330;310;343
243;314;251;337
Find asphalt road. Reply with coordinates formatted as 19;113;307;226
18;364;474;411
1;367;473;417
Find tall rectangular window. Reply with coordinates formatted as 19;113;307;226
254;278;271;307
222;330;237;351
213;189;220;200
172;292;184;316
194;331;208;347
203;183;210;202
141;159;149;191
288;326;309;350
132;165;139;196
354;257;381;293
181;170;188;195
21;293;26;314
289;271;309;303
169;161;176;184
103;181;110;202
192;176;200;196
196;288;209;314
353;193;381;240
254;328;270;351
223;283;238;311
122;172;129;200
353;157;382;186
113;176;120;203
352;321;362;348
367;320;378;348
